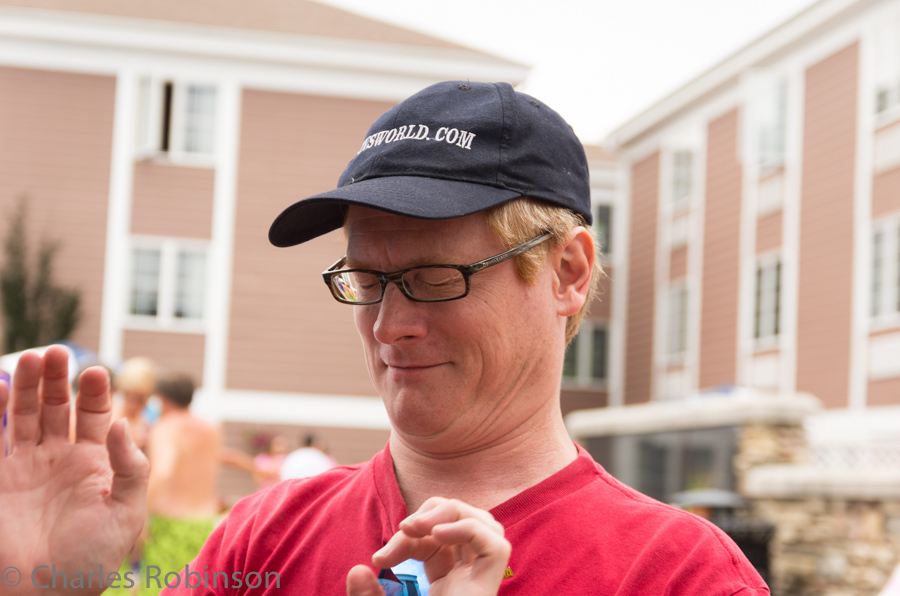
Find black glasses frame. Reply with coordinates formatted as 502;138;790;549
322;232;553;305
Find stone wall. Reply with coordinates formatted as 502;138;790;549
748;497;900;596
740;424;900;596
735;423;810;490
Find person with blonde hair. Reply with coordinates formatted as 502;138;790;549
0;81;768;596
111;357;156;452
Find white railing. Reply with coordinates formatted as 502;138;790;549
808;443;900;470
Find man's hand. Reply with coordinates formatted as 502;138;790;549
0;346;149;596
346;497;511;596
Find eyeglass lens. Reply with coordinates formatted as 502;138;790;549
331;268;467;303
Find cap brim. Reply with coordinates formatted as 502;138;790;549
268;176;523;247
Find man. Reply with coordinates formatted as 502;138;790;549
0;81;768;595
140;369;220;595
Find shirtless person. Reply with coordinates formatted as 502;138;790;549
141;369;220;595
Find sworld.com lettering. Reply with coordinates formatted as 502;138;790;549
25;564;281;590
357;124;476;154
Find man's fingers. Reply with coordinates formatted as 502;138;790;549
107;418;150;505
74;366;113;445
400;498;505;538
374;498;511;588
371;526;442;570
346;565;387;596
374;498;509;573
9;350;43;448
38;346;72;442
423;518;510;588
430;518;511;559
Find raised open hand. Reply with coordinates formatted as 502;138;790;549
0;345;149;596
346;497;511;596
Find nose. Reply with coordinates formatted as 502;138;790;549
371;282;427;345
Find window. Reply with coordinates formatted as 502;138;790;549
128;238;208;328
130;248;161;316
593;204;612;256
592;427;738;505
563;324;608;385
744;72;788;169
754;257;782;342
672;150;693;210
667;283;688;361
136;78;217;160
871;218;900;321
874;19;900;116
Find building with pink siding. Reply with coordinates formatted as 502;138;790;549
602;0;900;435
0;0;528;467
0;2;622;498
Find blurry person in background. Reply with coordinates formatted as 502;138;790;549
112;356;157;453
221;433;291;491
280;433;338;480
140;368;220;596
253;434;291;489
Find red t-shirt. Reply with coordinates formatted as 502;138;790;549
161;443;768;595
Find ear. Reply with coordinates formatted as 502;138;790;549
552;227;595;317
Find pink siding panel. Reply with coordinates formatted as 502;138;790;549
670;246;688;280
699;109;743;389
756;211;783;254
121;329;205;386
867;377;900;407
872;165;900;219
228;89;395;395
560;389;608;417
131;162;215;239
0;65;115;352
797;43;859;409
624;152;660;405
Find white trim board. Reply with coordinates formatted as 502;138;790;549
192;389;392;430
0;6;527;98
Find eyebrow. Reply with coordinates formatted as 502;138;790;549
344;254;457;271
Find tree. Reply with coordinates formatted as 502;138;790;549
0;195;82;353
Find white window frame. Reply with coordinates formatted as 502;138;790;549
874;17;900;123
743;70;789;172
135;76;218;165
593;203;613;258
671;149;694;213
757;170;785;217
871;214;900;329
562;322;608;388
753;253;782;350
666;281;688;364
125;236;210;333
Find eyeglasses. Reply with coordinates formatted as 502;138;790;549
322;232;552;305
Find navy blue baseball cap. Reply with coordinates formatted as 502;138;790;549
269;81;591;247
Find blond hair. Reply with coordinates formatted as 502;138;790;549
484;198;603;345
116;357;156;397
